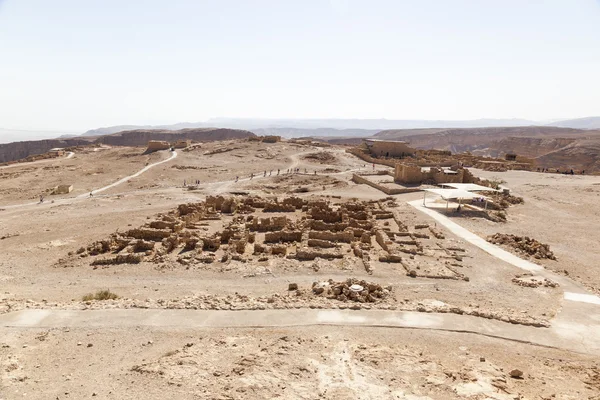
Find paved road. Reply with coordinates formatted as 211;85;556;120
2;308;599;355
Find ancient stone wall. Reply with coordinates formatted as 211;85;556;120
264;230;302;243
53;184;73;195
261;135;281;143
367;140;416;158
146;140;171;152
246;216;289;232
351;174;421;195
308;230;354;243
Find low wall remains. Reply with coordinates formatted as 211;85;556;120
351;174;421;195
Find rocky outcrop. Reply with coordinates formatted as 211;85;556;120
96;128;255;147
0;138;90;163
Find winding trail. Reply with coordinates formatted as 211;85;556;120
1;151;177;209
77;150;178;198
0;151;74;170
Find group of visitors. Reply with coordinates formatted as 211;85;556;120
537;167;584;175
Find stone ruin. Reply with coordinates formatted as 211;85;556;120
69;195;470;282
487;233;556;260
145;140;171;153
306;278;393;303
512;273;559;288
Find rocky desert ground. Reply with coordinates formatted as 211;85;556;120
1;138;600;400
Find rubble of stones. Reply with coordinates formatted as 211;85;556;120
302;151;337;163
487;233;556;260
305;278;392;303
512;273;559;289
0;292;549;327
487;192;525;211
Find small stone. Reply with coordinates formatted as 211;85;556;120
313;287;324;295
509;369;523;378
480;357;485;362
77;342;82;346
87;343;93;348
288;283;298;291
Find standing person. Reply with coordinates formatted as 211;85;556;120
250;173;254;180
264;171;266;177
277;169;280;175
89;191;93;197
235;176;238;182
39;195;44;203
372;163;375;170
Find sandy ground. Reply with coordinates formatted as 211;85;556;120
2;326;599;400
1;139;599;399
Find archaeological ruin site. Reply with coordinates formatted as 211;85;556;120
1;133;600;399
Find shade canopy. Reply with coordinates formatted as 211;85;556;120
440;183;499;192
424;188;486;200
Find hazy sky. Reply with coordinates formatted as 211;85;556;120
1;0;599;133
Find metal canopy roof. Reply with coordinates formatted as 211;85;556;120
424;188;486;200
441;183;499;192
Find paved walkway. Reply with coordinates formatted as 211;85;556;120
408;199;600;305
2;308;599;355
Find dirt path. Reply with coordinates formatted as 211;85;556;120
1;151;178;209
0;151;74;170
76;150;178;197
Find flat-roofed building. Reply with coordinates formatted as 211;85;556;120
363;139;416;158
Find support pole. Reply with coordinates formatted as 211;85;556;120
423;191;426;206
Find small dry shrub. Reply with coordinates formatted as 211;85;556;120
82;289;119;301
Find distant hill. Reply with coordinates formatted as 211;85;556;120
546;117;600;130
374;126;588;152
251;127;379;138
371;126;600;173
536;138;600;171
96;128;255;147
85;122;213;136
0;128;255;164
83;118;541;137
